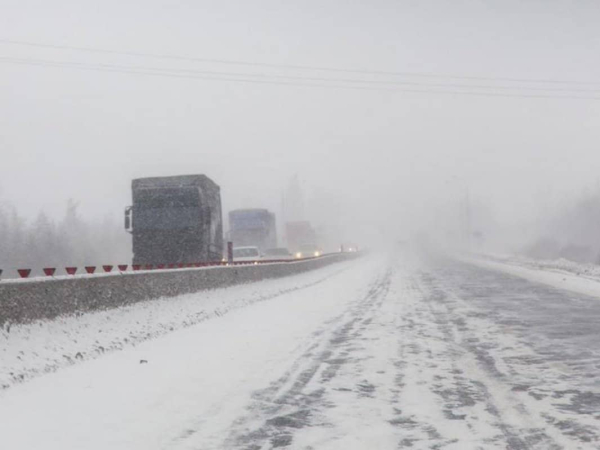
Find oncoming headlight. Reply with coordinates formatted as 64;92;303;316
295;252;302;258
314;251;321;257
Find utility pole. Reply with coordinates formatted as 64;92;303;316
465;188;471;252
281;191;286;247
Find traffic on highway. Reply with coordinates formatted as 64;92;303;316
2;2;600;449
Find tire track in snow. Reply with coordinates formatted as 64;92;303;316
217;255;554;449
219;266;394;449
176;253;600;449
414;272;555;449
413;260;600;449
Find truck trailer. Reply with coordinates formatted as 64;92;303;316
125;174;223;265
285;220;317;253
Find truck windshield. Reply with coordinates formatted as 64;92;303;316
233;248;260;257
230;213;268;229
135;188;199;208
134;188;201;230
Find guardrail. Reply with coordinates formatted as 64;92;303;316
0;253;360;326
0;257;322;280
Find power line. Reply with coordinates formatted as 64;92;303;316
1;37;599;87
2;55;600;100
2;55;600;94
0;56;600;94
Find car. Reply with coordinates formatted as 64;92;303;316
232;246;261;262
294;244;323;259
263;247;294;260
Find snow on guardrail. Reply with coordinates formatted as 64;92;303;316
0;256;329;280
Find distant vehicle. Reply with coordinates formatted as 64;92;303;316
229;209;277;251
232;246;261;262
342;243;359;252
263;247;293;260
286;221;317;253
125;174;223;265
295;243;323;259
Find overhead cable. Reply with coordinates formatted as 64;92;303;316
2;56;600;100
1;38;599;87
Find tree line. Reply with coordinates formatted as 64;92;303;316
0;200;130;277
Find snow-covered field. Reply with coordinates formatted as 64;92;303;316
3;252;600;449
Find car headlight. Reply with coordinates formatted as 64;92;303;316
295;252;302;258
314;251;321;257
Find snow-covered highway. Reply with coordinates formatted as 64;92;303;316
2;252;600;449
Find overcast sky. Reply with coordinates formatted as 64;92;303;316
1;0;599;245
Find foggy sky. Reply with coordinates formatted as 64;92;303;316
1;0;600;247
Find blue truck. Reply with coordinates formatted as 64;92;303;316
228;209;277;252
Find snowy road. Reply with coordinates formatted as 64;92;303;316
3;253;600;449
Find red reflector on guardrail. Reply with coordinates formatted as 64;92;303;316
118;265;128;271
103;265;113;272
132;265;141;271
17;269;31;278
66;267;77;275
85;266;96;274
43;268;56;276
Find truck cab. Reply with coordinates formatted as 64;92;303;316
125;174;223;265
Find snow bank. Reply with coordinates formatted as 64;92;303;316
464;253;600;299
0;253;356;325
0;260;356;390
487;253;600;279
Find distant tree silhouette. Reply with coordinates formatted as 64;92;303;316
0;199;131;277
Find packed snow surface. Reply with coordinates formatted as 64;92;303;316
3;252;600;449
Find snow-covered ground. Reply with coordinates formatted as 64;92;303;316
3;252;600;449
0;260;355;389
465;253;600;299
482;253;600;280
